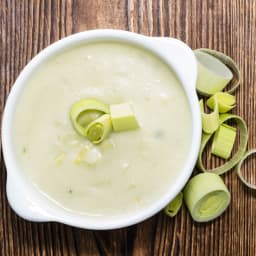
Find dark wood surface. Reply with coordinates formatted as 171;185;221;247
0;0;256;255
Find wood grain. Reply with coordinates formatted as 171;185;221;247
0;0;256;255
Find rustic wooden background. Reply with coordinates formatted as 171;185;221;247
0;0;255;255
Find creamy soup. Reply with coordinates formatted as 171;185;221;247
13;42;192;217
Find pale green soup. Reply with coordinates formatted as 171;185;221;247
13;42;192;216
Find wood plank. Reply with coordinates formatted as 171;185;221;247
0;0;255;255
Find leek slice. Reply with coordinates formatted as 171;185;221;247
207;92;236;113
200;98;219;134
86;114;112;144
236;149;256;190
211;124;236;160
77;110;103;127
70;99;109;137
197;114;248;174
183;173;230;222
164;192;183;217
110;103;139;132
194;49;240;96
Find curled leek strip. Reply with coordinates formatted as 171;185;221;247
197;114;248;175
70;99;109;137
164;192;183;217
200;98;219;134
183;173;230;222
86;114;112;144
207;92;236;113
236;149;256;190
77;110;103;127
194;49;240;96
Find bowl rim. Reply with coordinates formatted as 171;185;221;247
1;29;201;230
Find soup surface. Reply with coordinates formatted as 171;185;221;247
13;42;192;216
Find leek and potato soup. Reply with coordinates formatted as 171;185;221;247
13;42;192;216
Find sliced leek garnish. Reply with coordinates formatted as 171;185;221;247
236;149;256;190
194;49;240;96
197;114;248;174
164;192;183;217
70;99;139;144
86;114;112;144
110;103;139;132
70;98;109;137
77;110;103;127
183;173;230;222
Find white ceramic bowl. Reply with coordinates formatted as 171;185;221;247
1;29;201;230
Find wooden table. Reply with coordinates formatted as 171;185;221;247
0;1;255;255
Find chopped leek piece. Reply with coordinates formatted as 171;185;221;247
207;92;236;113
110;103;139;132
86;114;112;144
164;192;183;217
194;48;240;96
211;124;236;160
77;110;103;127
74;148;88;165
70;98;109;137
195;51;233;95
183;173;230;222
200;99;219;134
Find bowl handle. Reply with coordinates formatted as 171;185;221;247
6;175;53;222
149;37;198;94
